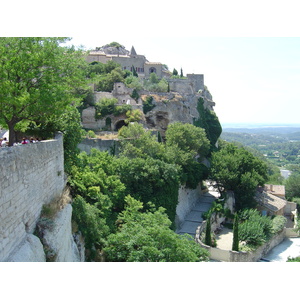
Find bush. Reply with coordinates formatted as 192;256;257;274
95;98;118;119
143;96;156;114
238;209;273;247
87;130;96;138
271;215;287;233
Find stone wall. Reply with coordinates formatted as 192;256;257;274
168;74;204;95
176;184;204;229
195;221;293;262
78;138;120;155
0;133;65;261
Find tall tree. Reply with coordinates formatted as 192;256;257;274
209;143;268;210
204;213;212;246
0;37;88;145
232;213;239;251
172;68;178;76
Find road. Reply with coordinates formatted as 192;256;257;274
262;238;300;262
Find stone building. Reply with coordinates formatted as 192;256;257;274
86;44;168;78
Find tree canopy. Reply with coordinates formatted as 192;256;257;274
103;195;209;262
209;142;268;210
0;37;89;145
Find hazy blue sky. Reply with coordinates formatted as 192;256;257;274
3;0;300;125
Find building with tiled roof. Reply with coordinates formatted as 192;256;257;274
256;191;287;215
86;44;165;78
264;184;286;199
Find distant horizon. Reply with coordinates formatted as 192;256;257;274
221;122;300;128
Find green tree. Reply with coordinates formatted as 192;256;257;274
204;213;212;246
103;196;209;262
173;68;178;76
142;96;156;114
285;173;300;200
232;213;239;251
72;195;110;260
132;65;138;77
165;122;210;157
165;123;210;188
180;68;183;77
0;37;88;146
194;97;222;150
209;143;268;210
94;98;118;119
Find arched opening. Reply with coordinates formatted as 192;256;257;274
115;120;127;131
149;67;156;74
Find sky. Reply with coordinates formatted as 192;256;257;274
2;0;300;127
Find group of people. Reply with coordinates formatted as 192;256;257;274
0;137;40;148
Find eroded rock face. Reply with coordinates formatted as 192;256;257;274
36;204;84;262
6;234;46;262
143;93;209;135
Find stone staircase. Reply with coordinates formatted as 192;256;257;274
176;184;219;237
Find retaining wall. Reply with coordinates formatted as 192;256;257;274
0;133;65;261
195;220;297;262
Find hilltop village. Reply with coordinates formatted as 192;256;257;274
82;42;215;135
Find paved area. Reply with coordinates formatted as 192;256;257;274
215;228;233;250
176;184;219;237
263;238;300;262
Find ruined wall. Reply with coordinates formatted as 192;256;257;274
78;138;120;155
0;133;65;261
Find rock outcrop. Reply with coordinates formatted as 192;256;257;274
6;204;84;262
35;204;85;262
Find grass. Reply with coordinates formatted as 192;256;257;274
41;187;71;219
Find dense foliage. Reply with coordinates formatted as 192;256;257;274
69;122;212;261
0;37;89;146
194;97;222;151
103;196;209;262
209;142;268;210
237;209;286;248
222;127;300;208
89;61;128;92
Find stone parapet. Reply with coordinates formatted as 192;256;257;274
0;134;65;261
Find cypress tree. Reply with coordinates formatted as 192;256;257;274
232;213;239;251
180;68;183;77
132;65;138;77
205;213;212;246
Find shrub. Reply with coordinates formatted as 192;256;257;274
238;209;273;247
95;98;118;120
87;130;96;138
143;96;156;114
271;215;287;233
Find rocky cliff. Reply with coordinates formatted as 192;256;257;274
7;203;84;262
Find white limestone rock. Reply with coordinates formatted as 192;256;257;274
7;234;46;262
41;204;82;262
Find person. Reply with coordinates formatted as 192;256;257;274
1;137;8;147
21;137;28;145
